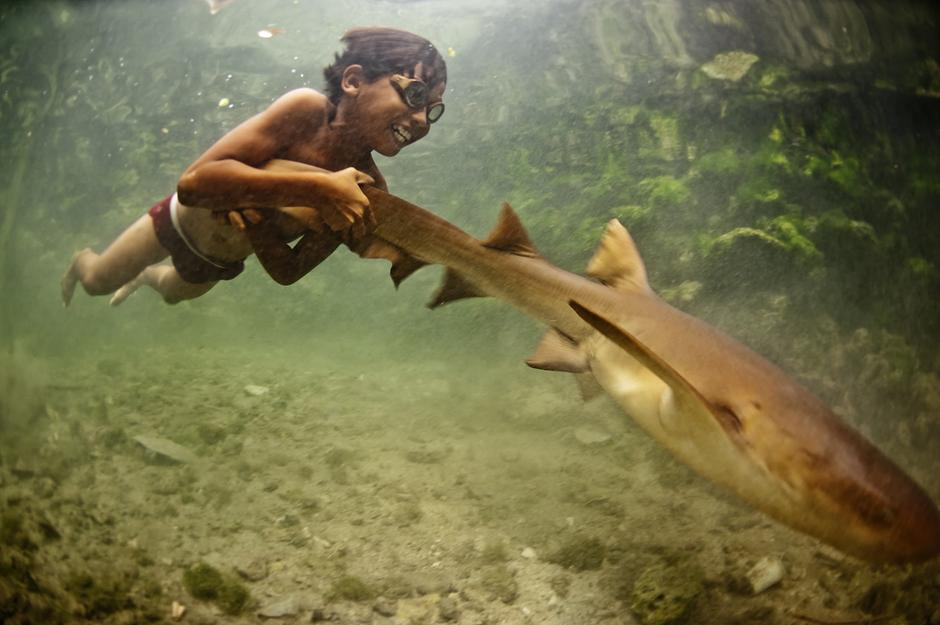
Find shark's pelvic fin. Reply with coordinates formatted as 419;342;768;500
574;372;605;401
569;300;734;433
428;269;486;309
482;203;540;258
526;328;589;373
586;219;651;293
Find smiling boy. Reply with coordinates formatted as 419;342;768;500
62;27;447;305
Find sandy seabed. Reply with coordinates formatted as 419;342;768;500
2;343;938;625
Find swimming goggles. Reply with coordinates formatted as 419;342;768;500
390;74;445;123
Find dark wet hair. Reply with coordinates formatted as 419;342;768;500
323;27;447;104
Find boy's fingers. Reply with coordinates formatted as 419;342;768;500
228;211;247;231
347;208;364;233
356;172;376;186
352;188;373;227
244;208;264;225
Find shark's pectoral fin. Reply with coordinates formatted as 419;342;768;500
482;203;540;258
428;269;486;309
526;329;589;373
569;300;735;434
343;233;427;287
526;330;605;401
586;220;652;294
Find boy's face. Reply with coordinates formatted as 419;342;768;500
346;64;445;157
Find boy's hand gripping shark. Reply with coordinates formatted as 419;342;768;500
269;160;940;563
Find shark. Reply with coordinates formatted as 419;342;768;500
268;160;940;563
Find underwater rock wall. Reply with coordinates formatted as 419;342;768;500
586;0;937;75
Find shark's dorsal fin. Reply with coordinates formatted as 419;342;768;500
586;219;651;293
569;300;740;436
428;269;485;309
482;203;539;258
525;329;589;373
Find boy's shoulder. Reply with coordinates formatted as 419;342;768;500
268;88;332;125
279;87;330;106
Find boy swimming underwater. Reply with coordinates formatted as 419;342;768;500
62;27;446;305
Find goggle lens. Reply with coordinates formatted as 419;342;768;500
402;82;428;108
392;74;445;124
427;102;444;123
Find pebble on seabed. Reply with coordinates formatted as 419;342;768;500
747;556;784;594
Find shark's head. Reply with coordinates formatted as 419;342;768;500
571;299;940;564
737;387;940;563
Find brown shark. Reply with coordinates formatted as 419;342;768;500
268;160;940;563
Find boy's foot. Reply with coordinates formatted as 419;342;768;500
109;273;145;307
60;250;85;307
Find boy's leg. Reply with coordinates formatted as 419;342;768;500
61;214;168;305
109;266;216;306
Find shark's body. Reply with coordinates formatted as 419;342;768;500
358;186;940;564
265;160;940;562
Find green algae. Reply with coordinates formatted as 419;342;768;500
629;562;704;625
479;564;519;604
66;571;132;618
480;540;510;564
182;562;251;615
328;575;376;602
547;535;606;571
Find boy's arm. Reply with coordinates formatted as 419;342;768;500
176;89;374;233
246;222;342;286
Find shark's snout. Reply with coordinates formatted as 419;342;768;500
804;434;940;563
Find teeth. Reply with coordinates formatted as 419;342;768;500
392;125;411;145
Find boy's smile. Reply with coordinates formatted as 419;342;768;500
391;123;413;146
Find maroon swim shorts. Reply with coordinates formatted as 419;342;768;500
147;195;245;284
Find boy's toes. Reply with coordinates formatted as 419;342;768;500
61;272;77;307
60;255;81;307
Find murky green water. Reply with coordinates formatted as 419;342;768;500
2;1;939;623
